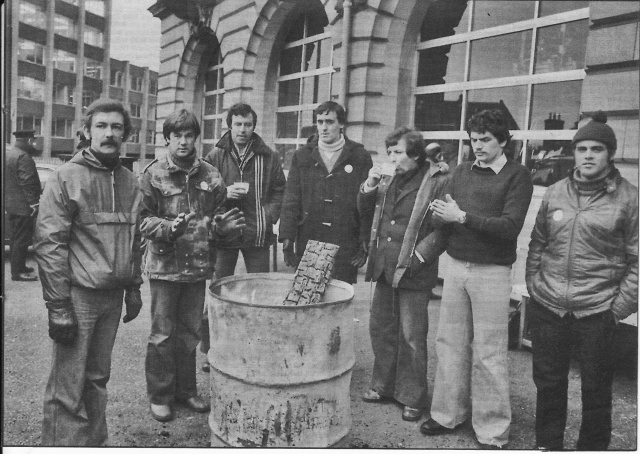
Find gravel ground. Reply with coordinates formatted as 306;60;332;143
3;250;637;449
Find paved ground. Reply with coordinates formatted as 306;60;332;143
2;250;637;449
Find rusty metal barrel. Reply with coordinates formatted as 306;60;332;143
207;273;355;448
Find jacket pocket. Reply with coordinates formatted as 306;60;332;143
145;240;177;274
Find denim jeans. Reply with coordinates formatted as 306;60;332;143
146;279;205;405
430;258;512;447
369;277;431;408
530;300;616;450
42;286;123;446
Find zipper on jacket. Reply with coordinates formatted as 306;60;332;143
186;172;191;212
111;171;116;212
565;194;582;308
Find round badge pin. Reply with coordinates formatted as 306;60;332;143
200;181;208;190
344;164;353;174
552;210;563;222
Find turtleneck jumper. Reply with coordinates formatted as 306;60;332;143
444;160;533;266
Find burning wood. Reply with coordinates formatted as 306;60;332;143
283;240;340;305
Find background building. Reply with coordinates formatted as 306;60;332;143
148;0;638;185
4;0;159;162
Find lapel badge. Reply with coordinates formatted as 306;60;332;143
344;164;353;174
200;181;209;190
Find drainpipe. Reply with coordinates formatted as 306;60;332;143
338;1;352;113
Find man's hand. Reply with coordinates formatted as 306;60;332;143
431;194;465;224
123;286;143;323
171;212;196;238
214;208;246;236
282;239;299;268
45;300;78;345
365;166;383;189
351;240;369;268
227;184;249;200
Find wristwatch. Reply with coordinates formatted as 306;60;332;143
458;211;467;224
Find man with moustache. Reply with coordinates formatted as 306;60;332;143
279;101;372;283
358;127;450;422
139;109;245;422
35;100;144;446
422;109;533;449
526;112;638;450
5;129;41;281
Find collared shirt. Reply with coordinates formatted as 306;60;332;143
471;153;507;174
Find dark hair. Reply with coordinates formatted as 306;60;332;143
314;101;346;125
425;142;442;161
385;126;413;148
163;109;201;141
82;99;132;140
467;109;511;146
400;130;427;165
226;102;257;128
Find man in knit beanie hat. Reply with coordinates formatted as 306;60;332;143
526;112;638;450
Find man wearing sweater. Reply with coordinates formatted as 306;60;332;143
526;113;637;450
420;110;533;449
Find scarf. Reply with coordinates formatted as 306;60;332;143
317;135;345;172
89;148;120;170
573;165;615;195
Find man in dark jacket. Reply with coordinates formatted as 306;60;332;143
279;101;373;283
526;112;638;450
5;129;41;281
34;100;144;446
358;128;450;422
140;109;245;422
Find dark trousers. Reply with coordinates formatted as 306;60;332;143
145;280;205;405
530;300;616;451
369;276;430;409
9;214;34;276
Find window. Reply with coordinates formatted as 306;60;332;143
146;129;156;144
201;49;226;148
110;69;124;87
82;90;98;109
19;2;46;28
85;0;105;16
51;118;73;138
53;49;76;72
128;128;140;143
149;78;158;94
147;105;156;121
130;103;141;118
130;76;143;92
84;26;104;47
18;76;45;101
61;0;78;5
17;115;43;135
54;15;77;39
413;0;589;177
18;40;44;65
84;58;102;79
275;7;334;169
53;84;75;105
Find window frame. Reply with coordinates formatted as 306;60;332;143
17;39;45;65
412;2;589;163
201;49;226;147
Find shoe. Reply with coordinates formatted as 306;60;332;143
178;395;210;413
21;266;35;273
402;406;423;421
420;418;456;436
362;389;387;403
11;273;38;281
202;361;210;373
150;403;174;422
431;288;442;300
479;443;508;450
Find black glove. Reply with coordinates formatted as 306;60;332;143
214;208;246;236
45;300;78;345
282;239;299;268
123;286;143;323
351;240;369;268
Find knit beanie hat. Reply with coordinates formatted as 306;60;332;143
571;111;617;155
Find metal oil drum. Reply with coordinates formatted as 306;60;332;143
207;273;355;448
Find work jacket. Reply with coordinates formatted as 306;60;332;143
139;154;226;282
359;163;450;289
526;168;638;320
34;150;143;302
279;135;373;283
204;131;286;248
